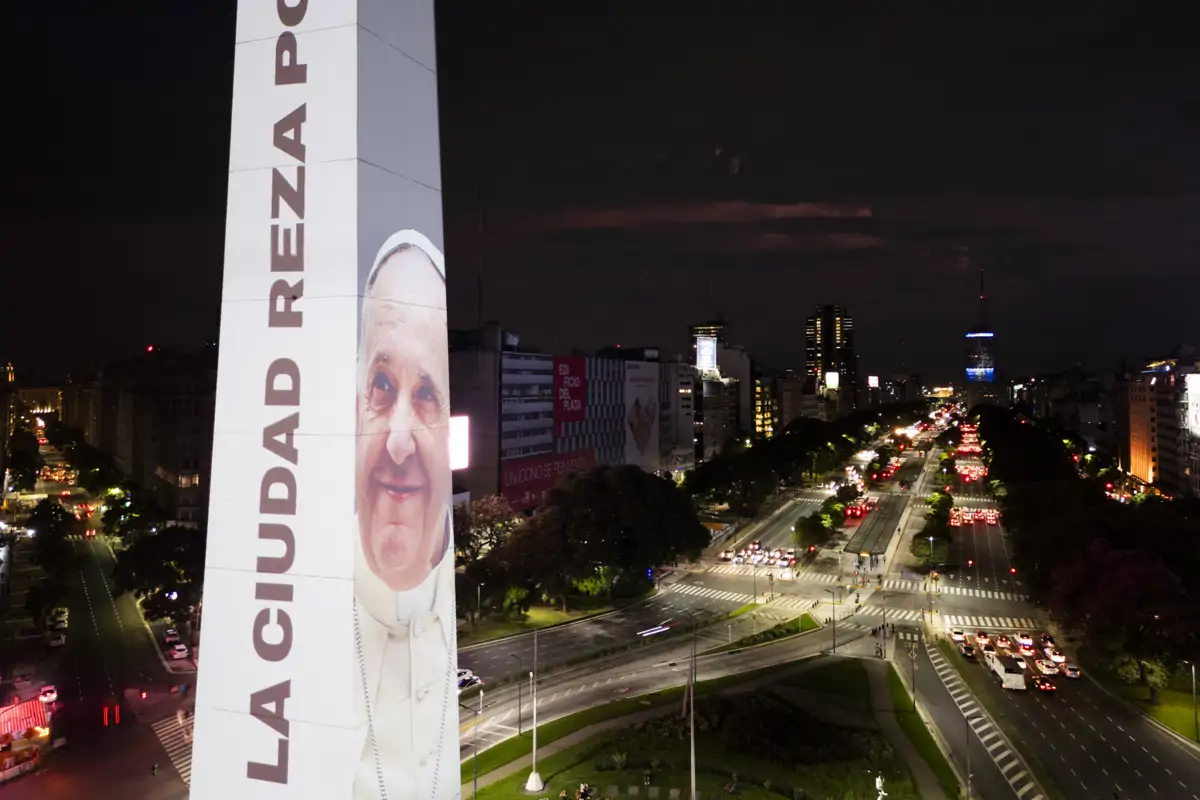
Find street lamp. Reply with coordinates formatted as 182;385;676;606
509;652;523;736
928;535;934;566
824;587;841;653
476;581;485;627
1185;660;1199;743
524;630;544;792
964;712;978;798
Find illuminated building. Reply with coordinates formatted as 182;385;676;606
1122;348;1200;497
804;304;858;412
754;376;778;438
964;266;1000;410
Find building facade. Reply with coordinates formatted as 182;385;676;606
1121;350;1199;498
804;304;858;413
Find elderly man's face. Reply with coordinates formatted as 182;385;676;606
356;247;451;591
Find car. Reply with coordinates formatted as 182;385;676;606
50;618;68;632
981;644;996;656
1060;664;1081;679
83;529;96;538
1035;659;1058;675
719;551;733;561
163;629;181;645
959;643;977;659
1016;632;1034;647
950;629;966;643
457;675;483;694
49;606;68;621
457;668;474;679
786;548;796;557
39;685;57;703
777;558;789;568
170;644;190;660
975;630;990;645
974;509;986;521
1011;655;1029;671
985;511;998;525
732;554;746;565
749;541;762;551
1045;648;1066;664
1018;644;1035;658
47;632;66;648
995;635;1012;649
1040;633;1055;646
1031;675;1057;693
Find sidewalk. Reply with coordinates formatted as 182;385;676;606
863;658;949;800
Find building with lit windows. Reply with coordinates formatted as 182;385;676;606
754;376;778;438
804;304;857;413
1121;349;1200;498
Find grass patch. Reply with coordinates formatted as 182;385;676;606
792;658;871;706
886;664;960;798
471;676;921;799
458;599;617;647
460;658;817;785
726;601;758;620
705;613;819;655
934;639;1064;800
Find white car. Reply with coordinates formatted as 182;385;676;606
1011;656;1028;671
777;558;789;568
1045;648;1066;664
39;686;57;703
170;644;190;660
456;668;474;680
1060;664;1081;679
457;675;483;694
786;548;796;558
1016;632;1034;647
950;629;966;643
163;629;181;645
47;632;66;648
1035;659;1058;675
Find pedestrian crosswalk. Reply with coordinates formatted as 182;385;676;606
942;614;1039;630
849;607;926;623
665;583;753;603
151;711;194;785
880;579;1028;602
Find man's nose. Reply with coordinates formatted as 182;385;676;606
385;402;418;465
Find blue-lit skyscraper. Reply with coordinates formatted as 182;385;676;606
964;266;1000;409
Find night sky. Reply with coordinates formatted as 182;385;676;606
7;2;1199;383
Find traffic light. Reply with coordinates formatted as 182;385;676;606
967;559;973;567
1010;567;1017;574
808;545;815;553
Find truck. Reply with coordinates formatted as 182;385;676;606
985;650;1027;691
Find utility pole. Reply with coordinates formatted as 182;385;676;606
524;630;543;792
473;688;483;798
965;713;977;799
509;653;522;736
689;614;697;800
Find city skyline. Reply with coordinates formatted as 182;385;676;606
6;4;1200;380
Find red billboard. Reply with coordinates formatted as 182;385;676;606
554;356;587;435
501;449;596;511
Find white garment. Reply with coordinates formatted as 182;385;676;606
353;514;459;800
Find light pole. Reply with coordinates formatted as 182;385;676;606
689;612;697;800
476;581;485;628
524;629;543;792
1186;660;1199;743
928;535;934;567
824;587;840;653
509;652;522;736
964;712;978;798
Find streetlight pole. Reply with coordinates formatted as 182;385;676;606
474;688;483;798
524;629;543;792
689;613;697;800
1187;660;1198;743
965;713;977;799
509;652;522;736
825;587;839;654
476;581;485;628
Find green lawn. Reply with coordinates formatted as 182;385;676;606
886;664;960;798
458;601;616;647
706;613;820;655
1077;652;1200;743
469;673;921;799
788;656;871;708
934;640;1064;800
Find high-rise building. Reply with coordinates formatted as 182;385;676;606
804;304;858;413
754;375;779;438
1122;349;1200;497
964;266;1000;410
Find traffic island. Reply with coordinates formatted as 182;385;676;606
463;658;927;799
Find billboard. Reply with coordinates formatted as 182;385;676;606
695;336;717;372
501;449;597;511
553;356;587;435
191;3;460;798
450;415;469;470
1187;374;1200;438
624;361;661;472
825;371;840;391
867;375;879;389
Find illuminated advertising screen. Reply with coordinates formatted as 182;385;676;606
966;368;995;382
1187;374;1200;438
825;371;840;391
450;415;470;470
624;361;661;472
867;375;879;389
553;356;587;435
695;335;717;371
191;2;460;797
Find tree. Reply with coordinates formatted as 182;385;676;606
6;430;43;492
102;483;167;544
453;494;520;566
27;499;78;576
112;525;206;625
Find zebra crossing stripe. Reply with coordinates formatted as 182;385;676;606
151;713;194;785
668;584;752;603
942;615;1039;630
925;643;1044;800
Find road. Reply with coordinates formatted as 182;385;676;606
4;446;191;800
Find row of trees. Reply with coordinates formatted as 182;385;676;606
978;406;1200;699
6;427;43;492
683;402;927;515
793;484;860;549
453;465;710;626
45;423;206;626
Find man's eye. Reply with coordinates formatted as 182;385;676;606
368;372;395;406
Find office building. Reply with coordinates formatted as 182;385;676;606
754;376;778;439
804;304;858;413
1120;349;1199;497
61;346;217;524
450;327;670;511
